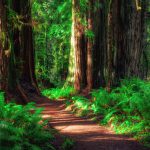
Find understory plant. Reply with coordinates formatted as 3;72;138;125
105;78;150;146
0;92;55;150
67;78;150;146
42;86;75;99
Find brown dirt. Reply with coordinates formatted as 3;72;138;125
35;96;149;150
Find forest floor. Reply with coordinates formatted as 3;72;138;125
35;95;148;150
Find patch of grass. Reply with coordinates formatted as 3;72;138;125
0;92;56;150
42;86;75;99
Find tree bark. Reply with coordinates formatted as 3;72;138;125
106;1;113;92
0;0;39;103
86;0;93;91
0;0;9;91
114;0;146;81
20;0;39;94
74;0;87;91
93;0;106;88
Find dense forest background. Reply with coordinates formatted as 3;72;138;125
0;0;150;95
33;0;150;90
0;0;150;149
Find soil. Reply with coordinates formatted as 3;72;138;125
35;96;149;150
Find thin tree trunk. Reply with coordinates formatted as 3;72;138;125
0;0;9;91
0;0;4;90
106;1;113;92
86;0;93;91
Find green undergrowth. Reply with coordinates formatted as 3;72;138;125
0;92;75;150
71;79;150;147
0;92;56;150
42;86;75;99
43;78;150;147
61;138;74;150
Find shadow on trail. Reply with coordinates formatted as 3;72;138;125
35;96;148;150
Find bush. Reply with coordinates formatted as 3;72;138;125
61;138;74;150
108;79;150;145
91;78;150;146
72;96;90;111
42;86;75;99
91;88;111;115
0;92;55;150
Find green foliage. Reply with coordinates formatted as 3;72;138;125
91;88;110;114
104;78;150;146
85;29;95;39
0;92;55;150
42;86;75;99
32;0;72;85
72;96;90;111
79;0;88;14
61;138;74;150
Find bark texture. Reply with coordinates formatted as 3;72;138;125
73;0;87;91
0;0;39;103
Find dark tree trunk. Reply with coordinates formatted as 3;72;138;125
20;0;39;94
106;1;113;92
93;0;106;88
0;0;9;91
114;0;146;82
0;0;39;103
0;0;5;90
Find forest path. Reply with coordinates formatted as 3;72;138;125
36;96;148;150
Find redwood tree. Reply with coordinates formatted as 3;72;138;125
0;0;39;103
73;0;87;91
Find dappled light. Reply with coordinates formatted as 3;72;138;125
0;0;150;150
37;99;148;150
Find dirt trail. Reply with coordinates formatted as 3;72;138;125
36;96;148;150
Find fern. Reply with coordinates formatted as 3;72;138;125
65;78;150;146
0;92;55;150
42;86;75;99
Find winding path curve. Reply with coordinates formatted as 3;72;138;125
36;96;148;150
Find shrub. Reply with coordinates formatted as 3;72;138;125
72;96;90;111
108;79;150;145
0;92;55;150
42;86;75;99
65;78;150;146
91;88;111;115
61;138;74;150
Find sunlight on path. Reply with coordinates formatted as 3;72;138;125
37;99;148;150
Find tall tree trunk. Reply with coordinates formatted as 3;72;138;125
0;0;9;91
125;1;142;77
0;0;5;90
93;0;106;88
106;0;113;91
1;0;39;102
20;0;39;94
65;1;76;86
74;0;86;91
86;0;93;91
114;0;146;81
